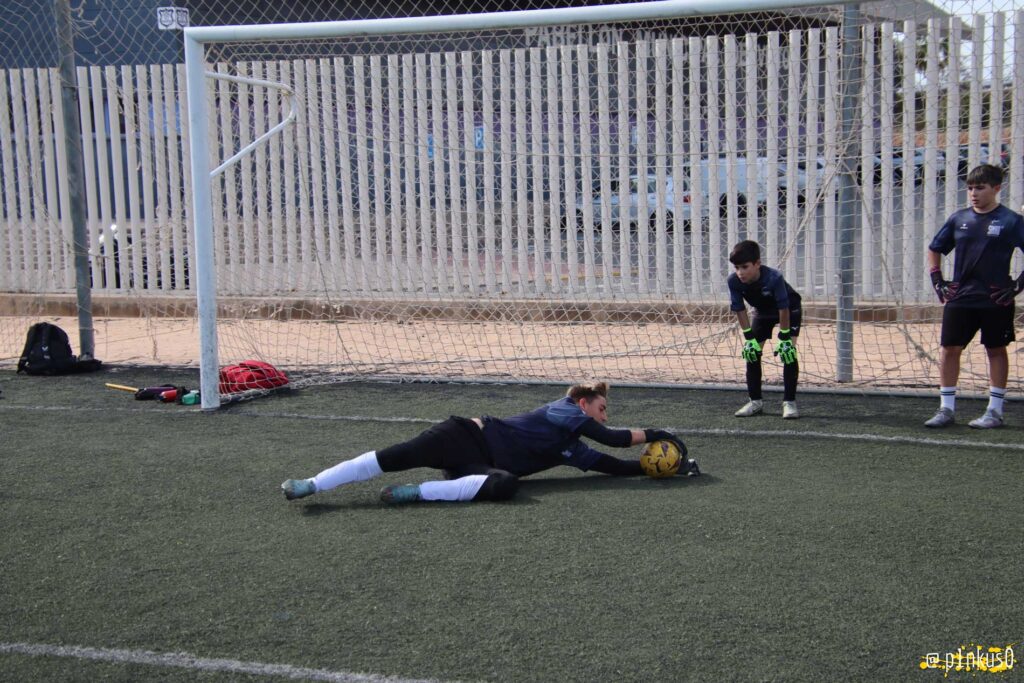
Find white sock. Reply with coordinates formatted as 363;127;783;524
312;451;383;492
419;475;488;502
940;386;956;412
988;387;1006;414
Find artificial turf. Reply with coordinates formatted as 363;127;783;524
1;367;1021;681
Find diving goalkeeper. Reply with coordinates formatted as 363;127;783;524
281;381;699;505
727;240;803;419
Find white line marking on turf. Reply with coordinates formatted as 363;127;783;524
680;427;1024;451
237;412;1024;452
0;642;452;682
6;404;1024;452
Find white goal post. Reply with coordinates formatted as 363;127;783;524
186;0;855;410
184;0;1013;409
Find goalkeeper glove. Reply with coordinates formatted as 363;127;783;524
990;273;1024;306
930;268;959;304
643;429;687;457
740;328;761;363
774;329;797;365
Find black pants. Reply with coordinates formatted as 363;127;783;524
375;417;519;501
746;312;800;402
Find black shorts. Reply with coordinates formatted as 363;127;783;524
751;309;802;343
940;303;1016;348
376;416;492;473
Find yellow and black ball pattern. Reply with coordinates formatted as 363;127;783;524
640;440;681;478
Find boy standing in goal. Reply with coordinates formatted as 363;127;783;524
280;382;699;505
925;164;1024;429
727;240;802;419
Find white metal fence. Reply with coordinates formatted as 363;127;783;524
2;15;1023;304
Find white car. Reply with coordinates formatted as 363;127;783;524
572;173;691;232
681;157;772;215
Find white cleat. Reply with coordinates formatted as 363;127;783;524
924;407;955;428
782;401;800;419
968;409;1004;429
734;399;763;417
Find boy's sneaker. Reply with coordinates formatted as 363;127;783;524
924;407;955;428
782;401;800;419
380;484;422;504
281;478;316;500
734;399;763;417
968;409;1004;429
680;458;701;477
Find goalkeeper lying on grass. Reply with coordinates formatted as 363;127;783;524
281;381;699;505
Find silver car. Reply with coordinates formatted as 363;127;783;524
572;173;691;233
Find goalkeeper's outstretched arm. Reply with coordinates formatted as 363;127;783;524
577;422;684;451
589;453;643;476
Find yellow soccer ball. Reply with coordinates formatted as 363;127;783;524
640;440;681;478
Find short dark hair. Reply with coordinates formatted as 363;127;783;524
729;240;761;266
966;164;1004;187
567;381;608;402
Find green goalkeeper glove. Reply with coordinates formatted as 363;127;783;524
774;328;797;365
740;328;761;363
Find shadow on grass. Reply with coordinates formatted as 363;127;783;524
298;500;386;514
520;473;717;496
289;474;719;514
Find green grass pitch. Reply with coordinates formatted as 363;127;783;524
1;367;1022;682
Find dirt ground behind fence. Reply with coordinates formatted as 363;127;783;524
1;312;1015;394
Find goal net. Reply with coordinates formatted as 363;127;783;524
180;2;1024;405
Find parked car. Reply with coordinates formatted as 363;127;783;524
570;173;691;233
681;156;773;217
92;223;189;290
862;149;947;185
957;143;1008;177
778;157;825;204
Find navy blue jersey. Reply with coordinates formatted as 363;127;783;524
930;204;1024;305
727;265;802;315
479;396;606;477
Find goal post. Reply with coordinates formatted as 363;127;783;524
183;0;1012;410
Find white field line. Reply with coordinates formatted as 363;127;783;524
4;404;1024;452
0;641;454;683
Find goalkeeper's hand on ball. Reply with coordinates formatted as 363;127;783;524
774;328;797;365
643;428;687;457
740;328;761;363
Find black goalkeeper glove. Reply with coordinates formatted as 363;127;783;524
774;328;797;365
930;269;959;304
990;273;1024;306
643;429;687;457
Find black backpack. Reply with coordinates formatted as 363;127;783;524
17;322;102;375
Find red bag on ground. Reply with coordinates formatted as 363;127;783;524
218;360;289;394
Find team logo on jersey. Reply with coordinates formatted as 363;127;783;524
958;223;969;231
988;221;1004;236
561;449;573;459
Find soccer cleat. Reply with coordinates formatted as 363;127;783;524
924;407;955;428
734;399;763;417
968;409;1004;429
680;458;701;477
380;484;422;504
281;478;316;500
782;401;800;419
